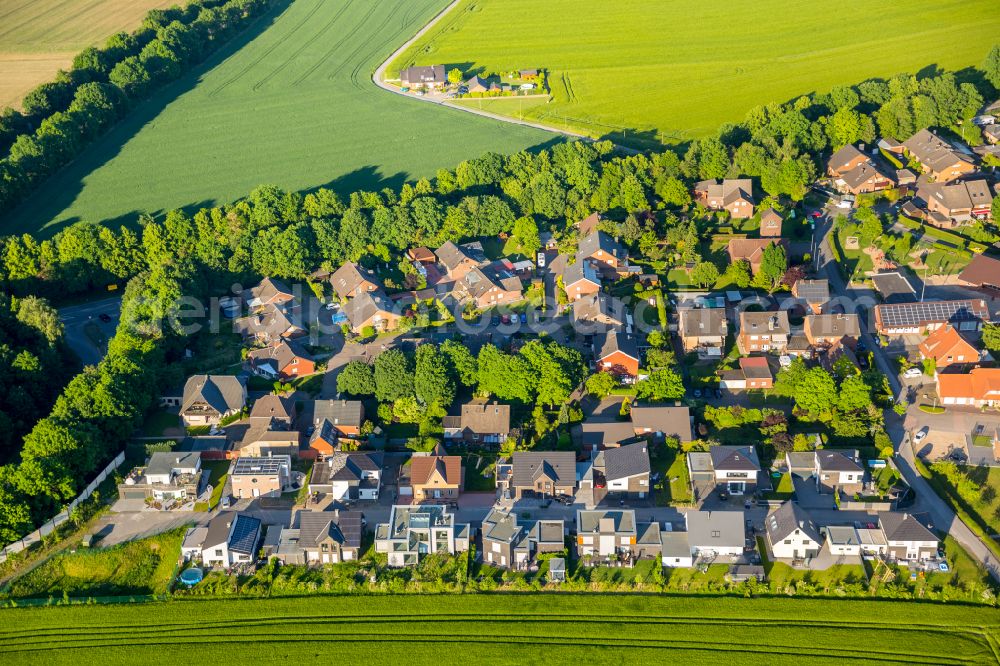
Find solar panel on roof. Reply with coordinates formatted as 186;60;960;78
228;515;260;553
878;300;986;328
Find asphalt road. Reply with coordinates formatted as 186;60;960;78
58;295;122;366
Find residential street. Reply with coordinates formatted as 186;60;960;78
58;295;122;366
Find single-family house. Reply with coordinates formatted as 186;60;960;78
759;208;783;237
577;212;602;238
331;261;383;300
826;144;871;177
246;341;315;381
678;308;727;355
230;455;291;499
661;510;746;566
297;510;364;564
435;241;481;279
580;420;641;452
375;504;470;566
234;428;299;458
594;330;640;378
562;258;601;300
936;368;1000;408
900;129;976;182
572;293;625;331
342;289;400;334
804;314;861;349
408;246;437;265
629;404;693;443
594;441;651;499
201;512;262;567
454;262;523;309
464;75;489;93
481;508;564;570
244;277;295;310
915;179;993;228
409;445;463;504
791;279;830;314
694;179;755;218
180;374;247;426
827;145;895;195
918;325;981;368
312;399;365;444
576;509;661;561
720;356;774;390
510;451;576;500
873;299;989;335
707;445;760;496
880;512;939;561
957;254;1000;291
814;449;864;495
727;238;784;274
737;311;790;354
308;451;383;501
443;400;510;445
248;394;295;430
118;451;202;502
400;64;446;89
234;303;305;345
578;231;623;270
766;501;823;560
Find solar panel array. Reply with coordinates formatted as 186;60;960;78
229;515;261;553
233;457;285;475
877;300;987;328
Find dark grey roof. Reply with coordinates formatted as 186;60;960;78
870;272;916;304
595;330;639;361
181;374;246;416
228;514;262;554
563;257;600;287
311;452;382;485
876;299;989;329
601;441;650;480
314;399;364;427
343;289;396;329
232;456;289;476
815;449;863;473
630;405;692;442
298;510;363;549
766;501;821;544
435;241;477;271
578;230;622;262
400;64;446;84
580;420;637;449
709;445;760;472
740;311;790;336
879;512;938;543
793;279;830;302
249;394;294;421
146;451;200;476
511;451;576;488
577;509;636;534
482;508;522;544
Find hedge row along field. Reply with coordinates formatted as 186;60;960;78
1;0;553;238
0;595;997;664
389;0;1000;147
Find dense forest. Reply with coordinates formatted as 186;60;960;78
0;39;998;542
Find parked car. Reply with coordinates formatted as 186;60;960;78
903;367;922;379
519;313;527;324
98;313;112;323
491;316;500;326
221;494;232;509
912;427;929;445
501;314;511;325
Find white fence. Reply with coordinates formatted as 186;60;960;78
0;450;126;563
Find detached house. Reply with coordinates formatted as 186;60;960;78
454;262;523;309
827;145;895;195
118;451;202;502
694;179;755;218
766;501;822;560
249;394;295;429
661;510;746;567
629;404;693;443
720;356;774;391
180;374;247;427
481;508;565;570
678;308;727;356
234;304;304;345
245;277;295;309
399;64;446;90
443;400;510;445
562;258;601;300
331;261;383;300
594;441;651;499
688;445;761;497
737;311;790;354
409;445;463;504
510;451;576;499
578;230;623;270
727;238;784;274
435;241;481;280
937;368;1000;408
308;451;383;501
575;509;661;562
247;341;315;381
791;279;830;314
231;455;291;499
759;208;783;237
375;504;470;566
900;129;976;182
814;450;864;495
594;330;640;378
918;325;981;368
879;513;939;562
200;512;262;567
572;294;626;331
343;289;400;334
804;314;860;349
958;254;1000;291
296;510;364;564
577;212;602;237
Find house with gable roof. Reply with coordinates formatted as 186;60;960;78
180;374;247;426
694;179;755;218
510;451;576;499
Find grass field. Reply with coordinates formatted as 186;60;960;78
0;594;997;663
1;0;554;238
0;0;176;110
390;0;1000;147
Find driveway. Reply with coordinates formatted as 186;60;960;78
791;477;836;510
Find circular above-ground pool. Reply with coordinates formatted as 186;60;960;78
179;567;204;586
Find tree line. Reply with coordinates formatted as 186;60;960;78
0;0;273;214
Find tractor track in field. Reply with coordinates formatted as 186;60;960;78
345;2;407;91
251;0;357;92
209;0;321;97
291;0;380;86
336;6;397;88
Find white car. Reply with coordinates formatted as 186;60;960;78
325;302;340;311
903;367;923;379
913;427;929;445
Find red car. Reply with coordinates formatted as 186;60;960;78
810;211;822;218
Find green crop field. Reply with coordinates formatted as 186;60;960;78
0;594;997;664
1;0;554;238
390;0;1000;147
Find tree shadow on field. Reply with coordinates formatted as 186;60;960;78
1;0;294;240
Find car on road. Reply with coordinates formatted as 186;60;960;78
903;367;923;379
693;389;702;398
325;302;339;311
98;313;112;323
912;427;929;445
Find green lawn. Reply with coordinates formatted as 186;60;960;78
1;594;997;663
3;0;554;237
3;528;184;599
461;452;496;492
203;460;232;511
389;0;1000;147
140;409;178;437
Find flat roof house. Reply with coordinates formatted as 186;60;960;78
118;451;202;503
481;508;565;570
375;504;470;567
180;374;247;427
231;455;291;499
576;509;660;563
874;299;989;335
766;501;822;560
